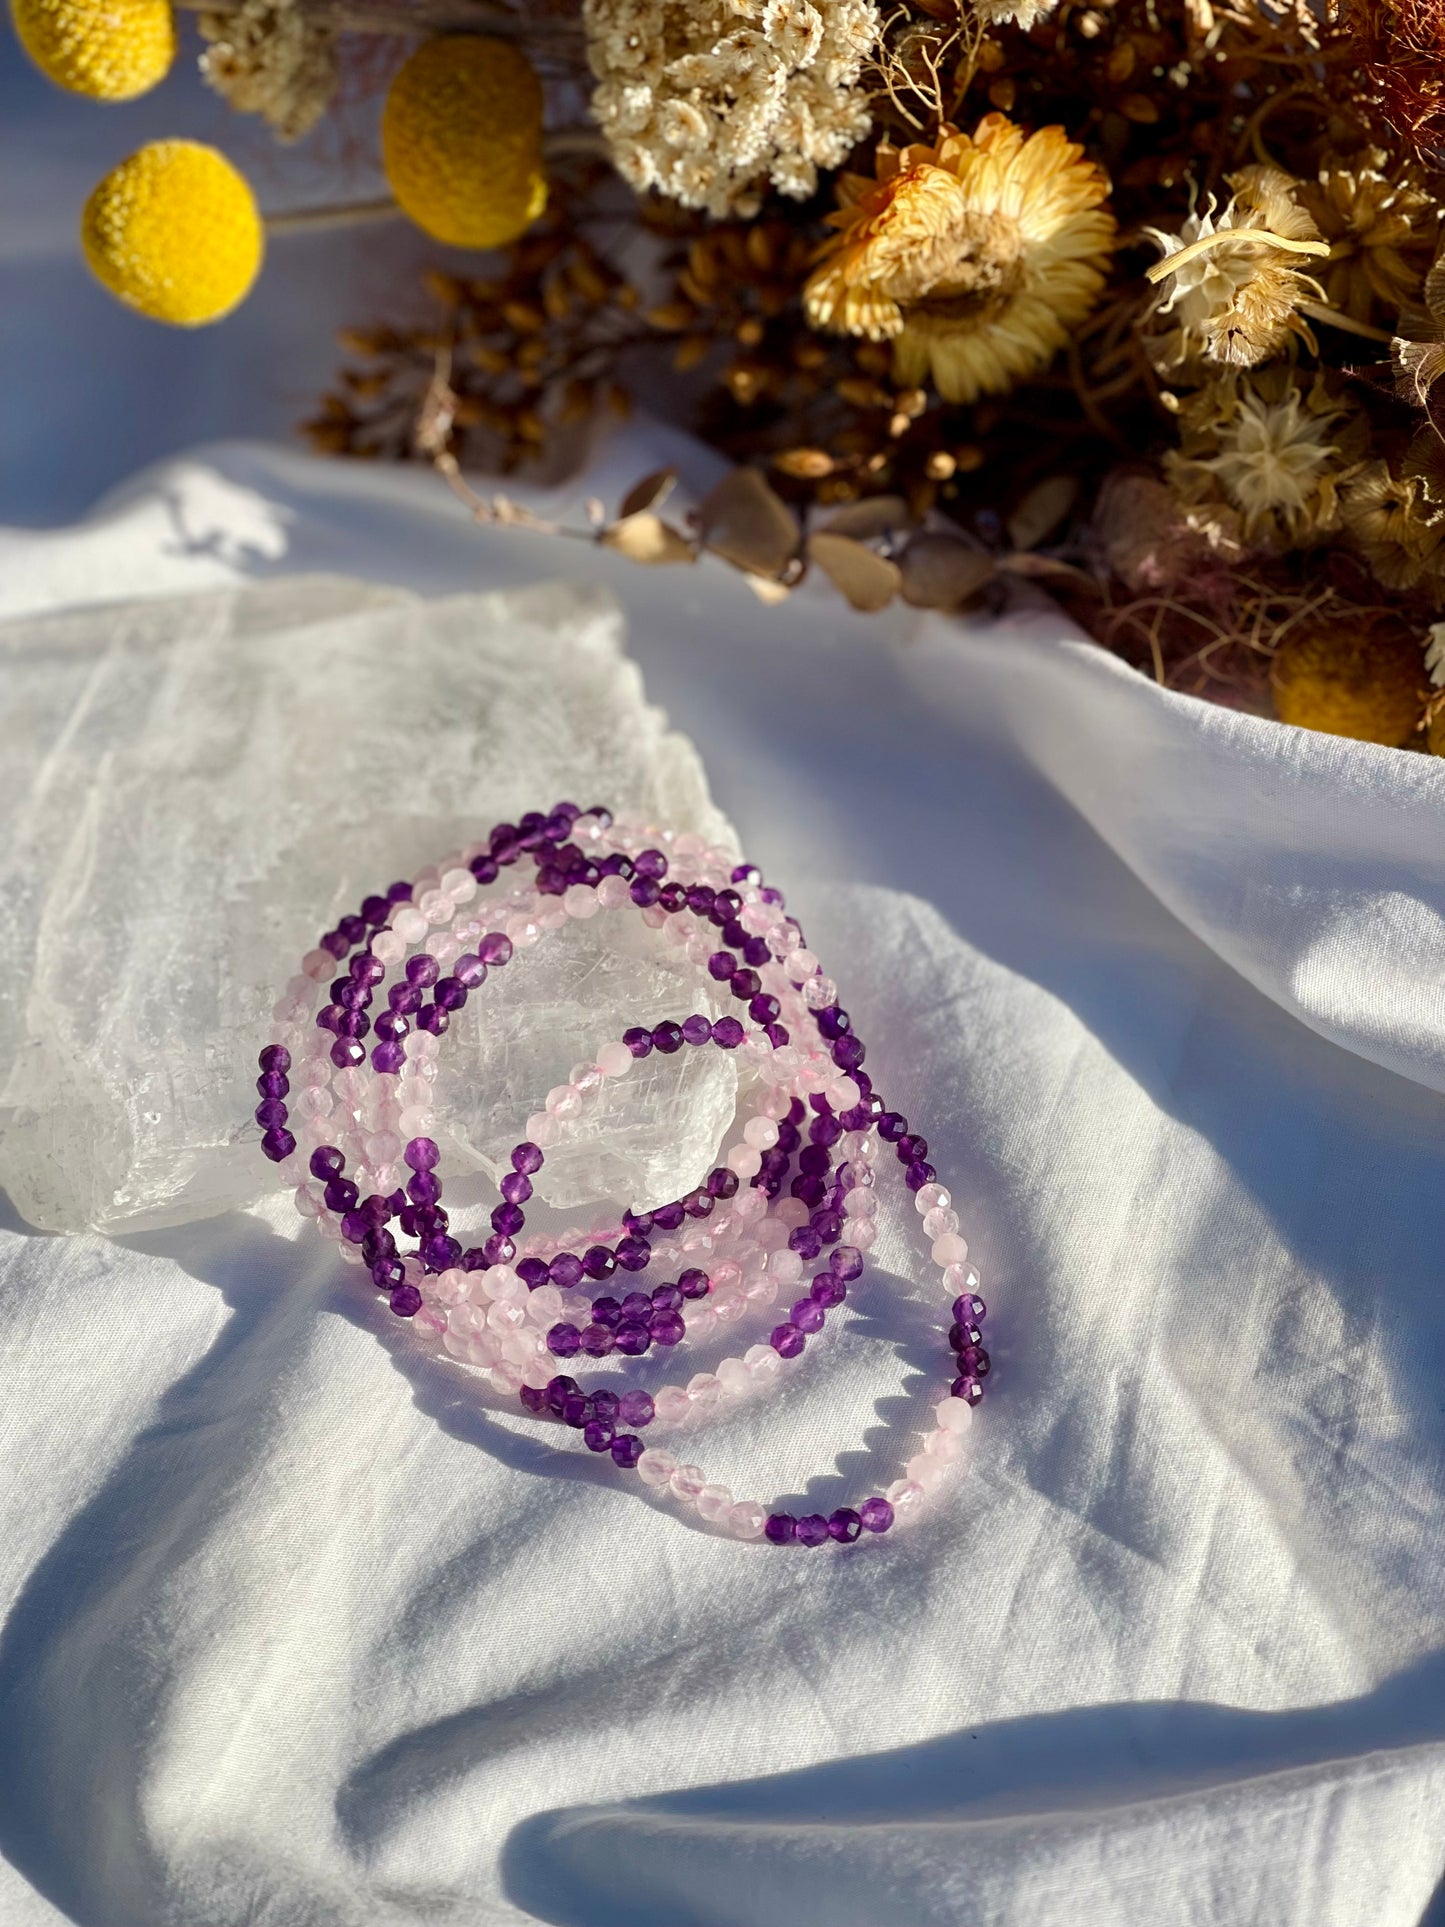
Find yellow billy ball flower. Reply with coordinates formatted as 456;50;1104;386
1271;621;1423;748
82;140;264;327
382;36;547;249
11;0;175;100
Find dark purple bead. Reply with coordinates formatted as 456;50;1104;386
519;1383;548;1414
630;876;661;908
615;1320;650;1355
659;883;687;913
623;1026;653;1059
549;1252;584;1289
500;1171;533;1206
764;1513;797;1545
416;1005;449;1036
789;1226;823;1261
707;950;736;982
731;862;761;886
591;1296;622;1328
545;1374;579;1415
795;1514;830;1548
810;1113;842;1147
331;1039;363;1068
408;1169;442;1206
479;931;513;966
678;1267;709;1299
389;982;422;1015
517;1256;550;1289
390;1284;423;1318
828;1508;862;1543
615;1235;651;1273
320;929;348;959
712;1016;745;1049
771;1323;806;1358
386;880;414;903
905;1161;936;1192
651;1201;685;1232
817;1006;850;1041
688;884;717;914
587;1389;618;1421
681;1014;713;1046
405;1137;439;1172
684;1189;715;1220
952;1375;985;1405
460;1247;488;1271
336;1008;369;1039
254;1097;288;1128
371;1041;406;1074
361;894;390;926
258;1044;291;1074
791;1297;826;1333
634;847;668;879
897;1134;928;1163
422;1234;460;1270
623;1207;654;1237
859;1497;894;1533
324;1176;359;1212
434;977;468;1012
261;1126;297;1163
652;1021;683;1054
812;1274;846;1309
650;1283;682;1312
406;954;440;989
582;1418;615;1453
547;1323;581;1357
811;1209;842;1246
729;968;760;1000
970;1348;992;1377
371;1258;406;1290
611;1433;644;1469
878;1112;908;1142
832;1246;864;1282
748;994;780;1025
582;1245;616;1281
374;1010;410;1043
706;1167;739;1198
764;1023;791;1050
619;1389;655;1427
482;1233;515;1266
454;953;487;989
561;1391;589;1427
361;1229;397;1267
580;1323;615;1357
350;952;385;986
338;914;367;947
714;888;742;919
509;1142;543;1176
742;936;770;968
648;1308;685;1345
833;1036;866;1070
491;1202;525;1236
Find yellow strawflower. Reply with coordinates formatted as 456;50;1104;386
82;140;264;327
11;0;175;100
382;36;547;249
1272;622;1423;747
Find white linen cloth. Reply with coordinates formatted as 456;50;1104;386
1;438;1443;1927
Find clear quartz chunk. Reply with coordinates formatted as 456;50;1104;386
0;576;737;1232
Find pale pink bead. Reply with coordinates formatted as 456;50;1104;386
432;935;461;968
492;1362;526;1394
726;1144;763;1179
521;1358;554;1391
743;1116;779;1150
597;874;630;910
442;866;476;903
416;1307;447;1336
538;904;568;931
271;996;305;1024
925;1426;964;1464
685;1304;717;1339
640;904;667;929
393;907;427;944
637;1449;677;1489
442;1328;470;1359
774;1196;808;1230
653;1387;691;1424
337;1242;365;1266
886;1477;926;1519
696;1484;733;1522
527;1285;565;1325
412;866;441;894
365;1130;402;1166
545;1085;582;1120
430;1268;468;1306
759;1085;791;1121
851;1221;878;1251
505;915;542;947
733;1188;767;1225
802;976;838;1010
746;1277;777;1306
487;1266;526;1303
924;1208;960;1240
744;1344;782;1384
916;1182;951;1215
791;947;819;978
563;883;599;919
711;1288;744;1326
448;1302;485;1334
669;1464;706;1500
728;1500;767;1540
932;1232;969;1268
716;1357;751;1396
946;1260;982;1295
293;1184;321;1219
302;948;334;981
768;1248;804;1287
569;1064;604;1096
416;889;448;926
372;1163;399;1191
597;1040;633;1078
844;1190;877;1219
399;1106;434;1136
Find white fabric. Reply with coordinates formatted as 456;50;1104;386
1;438;1444;1927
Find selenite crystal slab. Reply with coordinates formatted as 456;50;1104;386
0;577;737;1233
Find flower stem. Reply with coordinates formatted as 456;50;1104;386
1144;227;1330;285
1295;299;1394;345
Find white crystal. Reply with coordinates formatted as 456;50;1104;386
0;576;737;1232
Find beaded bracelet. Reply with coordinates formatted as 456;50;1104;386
253;803;992;1546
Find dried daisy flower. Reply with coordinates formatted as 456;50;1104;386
1298;150;1441;322
970;0;1061;29
1163;366;1364;552
1341;460;1445;589
583;0;879;217
198;0;336;143
802;114;1115;404
1144;166;1328;369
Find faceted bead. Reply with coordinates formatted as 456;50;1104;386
261;1126;297;1163
790;1298;825;1333
681;1014;713;1046
712;1016;745;1049
389;1284;423;1317
623;1026;653;1059
770;1324;805;1359
615;1320;650;1356
546;1323;581;1357
858;1496;894;1534
549;1252;584;1289
611;1433;644;1469
764;1513;797;1545
478;932;514;966
669;1463;705;1500
828;1508;862;1543
652;1021;684;1054
795;1514;830;1548
582;1419;615;1452
619;1389;655;1427
512;1141;544;1174
728;1501;768;1540
310;1146;345;1181
258;1044;291;1074
636;1449;676;1488
406;954;440;989
405;1137;440;1172
648;1309;685;1346
583;1245;616;1281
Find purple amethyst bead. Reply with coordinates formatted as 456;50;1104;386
261;1126;297;1163
615;1235;651;1272
416;1005;449;1036
519;1383;548;1414
859;1497;895;1534
324;1176;359;1212
389;982;422;1015
812;1274;846;1309
681;1013;713;1046
790;1297;826;1333
512;1141;544;1174
517;1256;550;1290
712;1016;745;1049
546;1323;581;1357
652;1201;685;1232
611;1433;644;1469
905;1161;936;1192
648;1309;685;1345
707;950;736;982
788;1226;823;1261
254;1097;288;1128
491;1201;526;1237
582;1244;616;1281
549;1252;584;1289
619;1389;655;1428
828;1508;862;1543
434;977;468;1012
706;1167;739;1198
545;1374;578;1414
405;1137;440;1172
591;1389;620;1420
878;1111;908;1141
482;1233;515;1266
678;1267;709;1298
651;1283;682;1312
623;1026;653;1059
371;1041;405;1075
764;1513;797;1545
454;953;487;989
615;1320;650;1356
374;1010;410;1043
479;931;514;966
258;1044;291;1074
952;1375;985;1405
257;1068;290;1097
406;954;440;988
500;1171;533;1206
408;1169;442;1205
390;1284;423;1318
771;1323;806;1359
832;1246;864;1282
652;1020;683;1054
580;1324;615;1357
582;1418;615;1453
330;1038;365;1069
795;1514;830;1548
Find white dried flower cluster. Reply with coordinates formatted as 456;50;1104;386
198;0;337;143
969;0;1060;30
584;0;880;217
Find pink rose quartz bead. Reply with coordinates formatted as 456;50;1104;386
727;1500;768;1540
886;1477;927;1520
936;1398;973;1435
669;1463;706;1500
932;1232;970;1267
696;1484;733;1522
653;1387;691;1424
597;1040;633;1078
687;1373;723;1410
